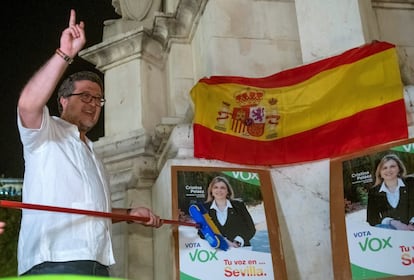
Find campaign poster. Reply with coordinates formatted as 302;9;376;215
171;166;286;280
330;139;414;280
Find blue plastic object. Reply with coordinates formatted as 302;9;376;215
189;203;229;251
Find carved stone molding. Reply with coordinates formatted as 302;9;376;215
80;0;208;70
94;129;158;199
94;129;152;163
156;123;194;171
79;29;163;71
111;0;162;21
372;0;414;9
150;0;208;47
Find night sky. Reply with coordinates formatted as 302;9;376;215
0;1;120;178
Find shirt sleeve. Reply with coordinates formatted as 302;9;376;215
17;106;50;152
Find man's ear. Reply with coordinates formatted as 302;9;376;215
60;96;68;111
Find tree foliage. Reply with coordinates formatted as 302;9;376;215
0;195;21;277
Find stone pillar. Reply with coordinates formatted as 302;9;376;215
80;30;167;136
371;0;414;85
282;1;376;279
79;1;209;279
104;0;163;38
91;129;157;278
79;24;167;280
294;0;368;63
156;1;383;279
79;0;414;279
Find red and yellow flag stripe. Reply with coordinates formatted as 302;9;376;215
190;41;408;165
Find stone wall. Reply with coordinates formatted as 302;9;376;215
81;0;414;279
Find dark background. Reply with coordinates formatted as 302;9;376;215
0;1;120;178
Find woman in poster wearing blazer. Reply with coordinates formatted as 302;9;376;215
204;176;256;247
367;154;414;230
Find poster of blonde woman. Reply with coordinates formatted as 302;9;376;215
171;166;286;279
330;139;414;280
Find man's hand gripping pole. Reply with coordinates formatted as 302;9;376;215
0;200;197;227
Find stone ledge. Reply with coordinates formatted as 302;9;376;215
79;0;208;70
94;129;152;163
156;123;194;170
372;0;414;9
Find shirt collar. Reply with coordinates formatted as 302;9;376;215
53;116;93;147
210;199;233;211
379;178;405;193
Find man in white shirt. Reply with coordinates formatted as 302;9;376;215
17;9;162;276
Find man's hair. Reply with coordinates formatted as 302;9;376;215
57;71;104;114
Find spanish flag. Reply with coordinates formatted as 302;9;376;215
190;41;408;165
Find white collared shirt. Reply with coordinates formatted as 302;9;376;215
17;107;114;275
379;178;405;208
210;199;233;226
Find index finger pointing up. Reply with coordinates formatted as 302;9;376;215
69;9;76;26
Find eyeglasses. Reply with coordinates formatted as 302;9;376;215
67;92;106;107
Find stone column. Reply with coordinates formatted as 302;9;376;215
80;30;167;136
91;128;157;278
285;1;376;279
79;14;168;280
79;1;209;278
294;0;369;63
105;0;162;37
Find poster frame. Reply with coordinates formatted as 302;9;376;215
330;138;414;280
171;165;287;279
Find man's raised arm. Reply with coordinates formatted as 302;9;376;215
18;9;86;129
